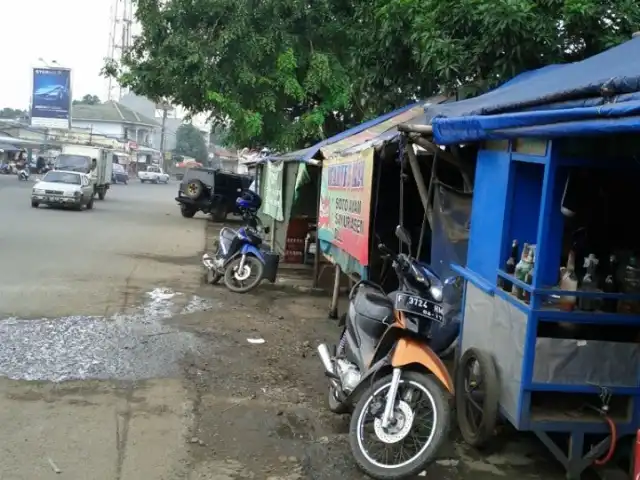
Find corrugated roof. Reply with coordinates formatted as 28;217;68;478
72;101;159;126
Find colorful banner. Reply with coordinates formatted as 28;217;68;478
31;67;71;129
262;161;284;221
318;147;374;265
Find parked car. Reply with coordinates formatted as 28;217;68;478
138;165;170;184
175;167;252;221
31;170;95;210
112;163;129;184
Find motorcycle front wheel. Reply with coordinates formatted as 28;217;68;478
223;256;264;293
349;371;450;479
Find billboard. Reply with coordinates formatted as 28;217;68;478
31;67;71;129
317;147;374;266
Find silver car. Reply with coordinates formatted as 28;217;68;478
31;170;95;210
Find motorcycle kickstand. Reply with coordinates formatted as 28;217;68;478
381;368;402;428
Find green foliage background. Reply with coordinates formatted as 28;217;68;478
104;0;640;149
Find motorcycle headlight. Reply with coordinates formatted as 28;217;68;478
429;285;443;302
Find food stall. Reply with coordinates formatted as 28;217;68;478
398;35;640;479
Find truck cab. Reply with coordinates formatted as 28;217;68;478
55;146;113;200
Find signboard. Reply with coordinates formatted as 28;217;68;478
262;161;284;221
318;147;374;265
30;67;71;129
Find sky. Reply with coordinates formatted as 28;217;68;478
2;0;118;110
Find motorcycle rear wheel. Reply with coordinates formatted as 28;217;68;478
349;371;450;479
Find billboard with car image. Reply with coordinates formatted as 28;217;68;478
31;67;71;129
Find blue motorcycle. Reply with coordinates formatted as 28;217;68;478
202;191;280;293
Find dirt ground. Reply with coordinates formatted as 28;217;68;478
169;223;565;480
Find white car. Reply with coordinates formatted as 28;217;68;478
31;170;95;210
138;166;170;184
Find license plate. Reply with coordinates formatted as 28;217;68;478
395;293;444;323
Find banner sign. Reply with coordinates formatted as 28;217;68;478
262;161;284;221
31;67;71;129
318;147;374;265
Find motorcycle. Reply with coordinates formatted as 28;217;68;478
202;211;279;293
17;167;30;181
317;225;455;479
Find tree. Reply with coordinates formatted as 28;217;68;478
174;123;208;162
0;108;26;119
73;94;101;105
104;0;640;150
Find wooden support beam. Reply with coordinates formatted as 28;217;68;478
409;134;473;192
405;144;430;212
397;123;433;135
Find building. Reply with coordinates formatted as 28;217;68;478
118;93;210;151
71;101;159;148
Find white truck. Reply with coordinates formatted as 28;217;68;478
138;165;170;184
54;145;113;200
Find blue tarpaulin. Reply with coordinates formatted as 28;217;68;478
423;36;640;144
264;103;420;163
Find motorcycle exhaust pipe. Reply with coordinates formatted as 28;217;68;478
317;343;335;375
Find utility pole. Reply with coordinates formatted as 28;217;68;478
158;102;170;171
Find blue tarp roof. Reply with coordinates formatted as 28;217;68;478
264;103;420;163
422;36;640;144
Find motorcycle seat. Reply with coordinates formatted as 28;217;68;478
353;288;394;323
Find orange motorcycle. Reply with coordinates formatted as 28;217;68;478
317;226;454;479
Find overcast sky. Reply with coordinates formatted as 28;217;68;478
3;0;116;110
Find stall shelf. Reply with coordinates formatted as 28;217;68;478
452;137;640;479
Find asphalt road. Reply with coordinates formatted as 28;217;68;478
0;175;204;318
0;175;208;479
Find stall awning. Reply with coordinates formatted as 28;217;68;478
319;102;444;159
264;102;422;164
329;96;449;157
418;36;640;144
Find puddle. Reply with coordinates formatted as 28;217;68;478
0;288;215;382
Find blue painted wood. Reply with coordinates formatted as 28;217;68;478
466;150;511;282
455;138;640;475
451;264;496;295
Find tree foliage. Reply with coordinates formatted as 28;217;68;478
174;123;208;162
105;0;640;149
73;94;101;105
0;108;26;119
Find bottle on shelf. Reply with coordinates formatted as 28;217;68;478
501;239;518;292
524;245;536;304
512;243;531;300
578;253;599;311
558;249;578;311
618;255;640;314
602;254;619;313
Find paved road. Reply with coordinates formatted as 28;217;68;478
0;175;204;318
0;175;208;479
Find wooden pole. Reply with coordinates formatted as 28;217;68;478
329;264;341;319
406;142;430;211
313;165;322;288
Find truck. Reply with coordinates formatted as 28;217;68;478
138;165;170;184
54;145;113;200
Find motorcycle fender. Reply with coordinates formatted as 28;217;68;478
240;244;265;263
391;338;454;394
223;245;264;267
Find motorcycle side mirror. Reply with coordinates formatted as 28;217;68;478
394;225;411;247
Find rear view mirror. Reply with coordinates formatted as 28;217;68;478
394;225;412;247
264;226;270;234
